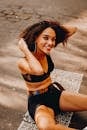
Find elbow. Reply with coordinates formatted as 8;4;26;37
17;60;24;71
17;61;22;70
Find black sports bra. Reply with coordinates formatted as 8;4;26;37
22;55;54;82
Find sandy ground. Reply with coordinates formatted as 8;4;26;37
0;0;87;129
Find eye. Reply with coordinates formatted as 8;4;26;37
43;36;49;40
52;37;56;42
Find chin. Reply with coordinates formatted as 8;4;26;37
42;48;52;55
44;50;50;55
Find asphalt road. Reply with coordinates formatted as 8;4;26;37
0;0;87;129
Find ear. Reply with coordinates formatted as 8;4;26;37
62;25;77;37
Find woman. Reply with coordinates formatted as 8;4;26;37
17;20;87;130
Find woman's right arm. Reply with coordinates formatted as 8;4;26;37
17;38;44;75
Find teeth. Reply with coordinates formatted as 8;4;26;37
45;46;52;50
46;46;50;48
47;47;50;49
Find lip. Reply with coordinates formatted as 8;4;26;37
45;46;52;51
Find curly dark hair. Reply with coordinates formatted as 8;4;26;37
19;20;70;51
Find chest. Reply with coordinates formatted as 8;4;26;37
39;56;48;73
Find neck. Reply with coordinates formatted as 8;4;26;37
34;49;46;59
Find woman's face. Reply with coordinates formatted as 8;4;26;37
35;27;56;55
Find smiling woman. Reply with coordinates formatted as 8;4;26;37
35;27;56;54
17;20;87;130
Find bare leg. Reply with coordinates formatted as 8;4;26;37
35;105;77;130
59;91;87;111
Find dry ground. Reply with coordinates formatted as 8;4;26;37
0;0;87;129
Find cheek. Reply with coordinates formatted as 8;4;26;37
38;43;46;50
37;39;46;48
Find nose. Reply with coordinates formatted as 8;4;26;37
48;39;53;46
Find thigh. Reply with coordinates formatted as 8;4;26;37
59;90;87;111
35;105;55;129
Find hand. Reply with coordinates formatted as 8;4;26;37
62;25;77;37
18;38;28;53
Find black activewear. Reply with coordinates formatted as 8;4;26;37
28;83;63;120
22;55;54;82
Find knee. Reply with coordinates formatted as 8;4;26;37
35;115;55;130
35;105;55;130
37;119;54;130
37;121;49;130
35;105;54;118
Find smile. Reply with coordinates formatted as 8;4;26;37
45;46;52;51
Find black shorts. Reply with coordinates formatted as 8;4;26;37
28;82;63;120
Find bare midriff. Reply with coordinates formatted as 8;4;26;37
25;76;52;92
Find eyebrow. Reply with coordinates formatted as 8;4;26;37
42;34;56;39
